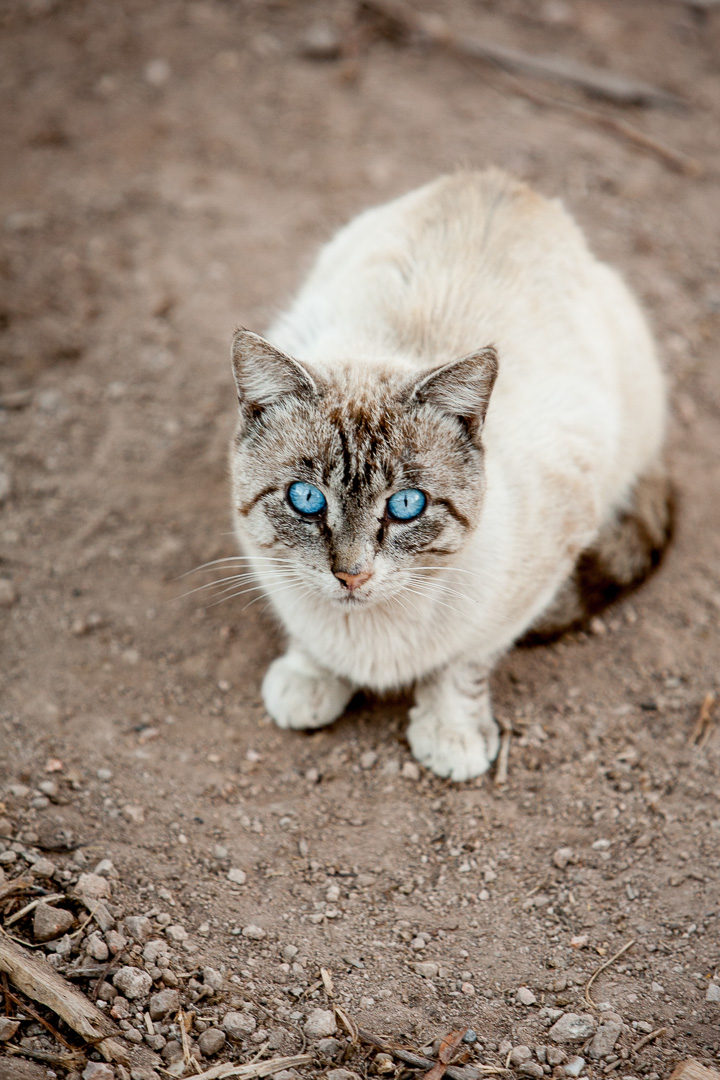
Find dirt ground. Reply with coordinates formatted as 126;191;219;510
1;1;720;1078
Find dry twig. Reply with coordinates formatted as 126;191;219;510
690;692;717;747
0;928;157;1068
184;1054;314;1080
357;0;685;107
357;1025;507;1079
585;939;636;1008
631;1027;668;1054
5;893;65;927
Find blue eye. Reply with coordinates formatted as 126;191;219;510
387;488;426;521
288;481;326;516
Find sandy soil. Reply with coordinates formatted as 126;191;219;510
1;2;719;1078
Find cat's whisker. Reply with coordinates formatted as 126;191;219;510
241;580;310;612
405;575;480;605
176;569;296;601
178;555;297;579
401;585;472;621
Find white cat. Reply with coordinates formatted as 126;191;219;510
228;169;671;781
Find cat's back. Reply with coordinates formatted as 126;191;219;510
274;169;610;365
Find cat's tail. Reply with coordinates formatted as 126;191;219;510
521;461;675;645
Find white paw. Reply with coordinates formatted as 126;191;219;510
407;705;499;781
262;652;354;731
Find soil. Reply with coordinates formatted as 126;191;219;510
1;2;719;1079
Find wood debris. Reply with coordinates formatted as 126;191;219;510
690;692;717;747
668;1061;720;1080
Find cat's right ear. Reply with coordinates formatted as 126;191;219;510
231;329;318;420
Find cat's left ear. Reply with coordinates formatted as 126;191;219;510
409;346;498;442
231;328;319;420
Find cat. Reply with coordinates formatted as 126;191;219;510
227;169;672;781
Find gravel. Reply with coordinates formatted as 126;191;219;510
588;1018;623;1059
222;1011;257;1038
112;966;153;1000
706;982;720;1002
510;1046;533;1065
33;903;75;942
517;987;537;1006
149;988;180;1019
564;1056;586;1077
548;1014;597;1044
123;915;153;942
227;867;247;884
0;1017;21;1041
303;1008;337;1039
198;1027;226;1056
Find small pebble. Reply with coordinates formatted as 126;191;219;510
706;982;720;1002
242;924;266;940
149;988;180;1020
299;21;342;61
82;1063;115;1080
552;847;574;870
413;960;439;978
113;966;153;1000
75;872;112;900
303;1008;337;1039
0;1017;21;1041
564;1056;586;1077
517;987;537;1006
228;867;247;885
510;1046;533;1066
34;903;74;942
0;579;17;607
124;915;153;942
223;1011;257;1038
86;931;110;961
165;923;188;942
549;1014;596;1044
401;761;420;780
198;1027;226;1056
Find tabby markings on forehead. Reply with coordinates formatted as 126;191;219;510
239;485;279;517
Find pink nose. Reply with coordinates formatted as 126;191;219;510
335;569;372;592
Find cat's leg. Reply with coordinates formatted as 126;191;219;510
262;643;355;731
407;660;499;782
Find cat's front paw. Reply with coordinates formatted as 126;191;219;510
407;705;499;782
262;651;354;731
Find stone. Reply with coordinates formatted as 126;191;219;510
203;967;223;992
198;1027;226;1056
706;982;720;1002
97;982;117;1003
34;903;74;942
124;915;153;942
223;1010;257;1038
413;961;439;978
162;1039;184;1063
0;1017;20;1040
75;872;111;900
122;804;145;824
317;1037;343;1059
143;939;170;963
241;924;266;940
149;988;180;1020
588;1021;623;1059
165;923;188;943
517;987;537;1006
552;847;574;870
510;1047;533;1066
549;1014;596;1044
113;966;153;1000
299;21;342;61
29;857;56;878
546;1047;567;1066
106;930;127;954
518;1065;544;1079
228;867;247;885
326;1071;361;1080
303;1008;337;1039
401;761;420;780
86;931;110;961
0;579;17;607
563;1056;586;1077
82;1064;115;1080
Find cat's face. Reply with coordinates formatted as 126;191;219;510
230;331;497;607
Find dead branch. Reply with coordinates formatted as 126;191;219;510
186;1054;314;1080
357;0;686;108
0;927;158;1070
497;74;702;176
357;1026;507;1079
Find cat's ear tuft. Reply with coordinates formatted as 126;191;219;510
410;346;499;441
231;329;318;418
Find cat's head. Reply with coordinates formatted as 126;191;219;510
229;329;497;607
